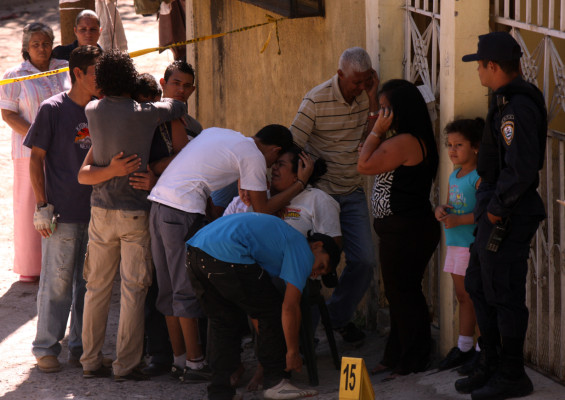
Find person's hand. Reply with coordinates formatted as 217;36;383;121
129;165;157;191
285;351;302;373
357;140;365;153
296;152;314;186
487;212;502;224
434;204;451;221
374;107;393;137
440;213;460;229
108;152;141;177
239;187;251;207
33;203;55;238
366;68;380;102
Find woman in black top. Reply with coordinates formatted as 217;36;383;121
358;79;440;377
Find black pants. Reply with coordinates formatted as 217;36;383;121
465;212;539;353
374;213;440;374
186;246;287;400
144;267;173;365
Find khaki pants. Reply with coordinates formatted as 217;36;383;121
80;207;152;376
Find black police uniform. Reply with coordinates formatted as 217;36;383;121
465;76;547;372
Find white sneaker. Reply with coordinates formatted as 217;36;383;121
263;379;318;399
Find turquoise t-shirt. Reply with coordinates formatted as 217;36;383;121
445;168;479;247
187;213;314;292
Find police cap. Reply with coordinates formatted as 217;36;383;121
462;31;522;62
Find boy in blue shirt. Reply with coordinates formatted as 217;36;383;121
186;213;340;400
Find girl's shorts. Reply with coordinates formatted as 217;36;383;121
443;246;471;276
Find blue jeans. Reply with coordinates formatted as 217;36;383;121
32;222;88;359
326;188;376;328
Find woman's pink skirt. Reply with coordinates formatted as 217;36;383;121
13;158;41;277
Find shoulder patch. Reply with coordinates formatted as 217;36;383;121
501;120;514;145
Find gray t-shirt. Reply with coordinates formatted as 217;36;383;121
85;96;186;211
24;92;92;223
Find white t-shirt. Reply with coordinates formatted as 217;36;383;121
148;127;268;213
282;187;341;237
224;187;341;238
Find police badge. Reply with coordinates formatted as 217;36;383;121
501;119;514;145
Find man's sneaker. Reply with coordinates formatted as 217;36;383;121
36;356;61;373
335;322;366;344
471;371;533;400
180;364;212;384
438;347;475;370
114;367;150;382
457;351;481;375
83;365;112;379
263;379;318;399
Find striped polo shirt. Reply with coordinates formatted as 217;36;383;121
290;74;369;195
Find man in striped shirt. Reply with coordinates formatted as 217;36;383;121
290;47;379;343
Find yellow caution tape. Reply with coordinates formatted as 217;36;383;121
0;15;285;86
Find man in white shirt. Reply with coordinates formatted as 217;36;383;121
147;125;313;383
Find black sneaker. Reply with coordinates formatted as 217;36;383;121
455;363;494;394
471;371;533;400
180;364;212;384
83;365;112;379
457;350;481;375
170;364;185;381
439;347;475;370
335;322;365;344
114;367;150;382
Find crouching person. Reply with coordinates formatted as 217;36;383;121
186;212;341;400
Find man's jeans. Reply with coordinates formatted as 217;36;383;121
327;188;376;328
32;222;88;359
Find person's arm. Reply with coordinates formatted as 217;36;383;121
149;119;189;175
29;146;54;238
248;153;313;214
435;182;452;221
281;282;302;372
487;100;544;222
289;95;316;149
78;148;141;185
1;109;30;136
364;69;380;138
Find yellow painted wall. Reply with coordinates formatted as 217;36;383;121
189;0;367;136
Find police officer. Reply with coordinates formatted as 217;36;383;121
456;32;547;400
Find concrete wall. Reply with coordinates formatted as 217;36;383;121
188;0;367;135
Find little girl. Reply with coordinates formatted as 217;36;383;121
435;118;484;372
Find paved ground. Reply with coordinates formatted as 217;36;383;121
0;1;564;399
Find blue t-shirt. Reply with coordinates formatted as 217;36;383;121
187;213;314;292
445;168;479;247
24;92;92;223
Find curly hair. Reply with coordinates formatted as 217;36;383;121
95;50;138;97
132;73;162;102
444;118;484;148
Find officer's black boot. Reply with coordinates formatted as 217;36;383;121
470;337;533;400
455;337;498;394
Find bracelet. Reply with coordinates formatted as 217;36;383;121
296;179;306;189
369;131;383;140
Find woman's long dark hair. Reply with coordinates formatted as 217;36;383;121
378;79;439;179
